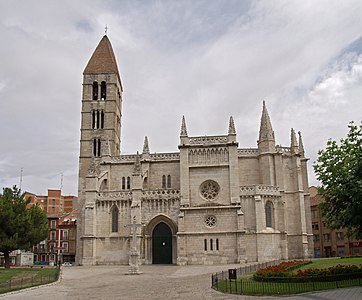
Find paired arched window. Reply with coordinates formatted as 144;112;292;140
265;201;274;228
92;110;104;129
92;82;98;100
121;176;131;190
162;175;171;189
92;81;106;100
101;81;107;100
93;139;101;157
111;205;119;233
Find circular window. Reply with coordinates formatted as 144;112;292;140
200;180;220;201
205;215;217;227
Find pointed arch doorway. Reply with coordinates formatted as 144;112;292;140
152;222;172;264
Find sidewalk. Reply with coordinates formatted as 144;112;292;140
1;265;361;299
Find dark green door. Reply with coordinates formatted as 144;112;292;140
152;222;172;264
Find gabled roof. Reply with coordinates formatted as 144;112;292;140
84;35;123;90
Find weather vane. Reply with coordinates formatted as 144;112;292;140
105;24;109;35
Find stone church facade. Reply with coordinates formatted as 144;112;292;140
76;35;313;266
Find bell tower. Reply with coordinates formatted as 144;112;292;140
77;35;123;265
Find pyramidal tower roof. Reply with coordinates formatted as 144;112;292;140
84;35;122;89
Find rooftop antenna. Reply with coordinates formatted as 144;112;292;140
60;172;63;191
105;24;109;35
19;168;23;190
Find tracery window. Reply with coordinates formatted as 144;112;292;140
200;180;220;201
121;177;126;190
265;201;273;228
205;215;217;228
111;205;119;233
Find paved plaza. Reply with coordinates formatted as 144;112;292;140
1;265;361;300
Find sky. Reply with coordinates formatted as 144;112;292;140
0;0;361;196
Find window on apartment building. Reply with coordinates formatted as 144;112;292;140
62;242;68;253
323;233;331;242
50;220;56;229
265;201;273;228
337;246;345;257
50;231;56;241
111;205;119;233
336;232;344;240
311;209;318;218
62;230;69;241
92;81;98;100
313;234;320;242
312;223;319;230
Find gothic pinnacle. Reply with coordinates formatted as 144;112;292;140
143;136;149;154
298;131;305;156
291;128;298;153
228;116;236;135
180;115;188;136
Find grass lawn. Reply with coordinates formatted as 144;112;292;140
297;257;362;271
214;257;362;296
0;267;59;294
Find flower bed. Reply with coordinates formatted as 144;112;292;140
254;260;311;279
253;261;362;283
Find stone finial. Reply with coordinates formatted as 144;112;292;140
180;115;188;137
142;136;149;154
133;151;142;174
291;128;299;153
298;131;305;156
258;101;275;142
228;116;236;135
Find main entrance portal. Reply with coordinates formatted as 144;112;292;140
152;222;172;264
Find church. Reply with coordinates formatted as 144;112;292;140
76;35;313;266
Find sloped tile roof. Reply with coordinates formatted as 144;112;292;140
84;35;122;89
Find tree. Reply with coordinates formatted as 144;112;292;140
314;121;362;239
0;186;48;268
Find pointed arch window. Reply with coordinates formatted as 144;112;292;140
162;175;166;189
265;201;274;228
127;176;131;190
121;177;126;190
93;139;101;157
101;81;107;100
167;175;171;189
92;82;98;100
111;205;119;233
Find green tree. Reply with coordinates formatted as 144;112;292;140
314;121;362;239
0;186;48;268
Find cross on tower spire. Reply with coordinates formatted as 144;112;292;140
104;24;108;35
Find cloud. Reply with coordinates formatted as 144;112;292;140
1;0;362;194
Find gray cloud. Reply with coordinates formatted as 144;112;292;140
1;0;361;195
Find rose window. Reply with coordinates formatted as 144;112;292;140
200;180;220;200
205;215;217;227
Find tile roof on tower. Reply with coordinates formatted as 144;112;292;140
84;35;122;90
